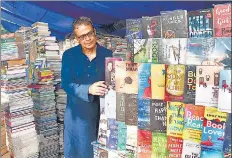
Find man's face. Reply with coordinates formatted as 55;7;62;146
107;62;113;71
74;24;97;49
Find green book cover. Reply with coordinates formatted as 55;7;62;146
152;132;167;158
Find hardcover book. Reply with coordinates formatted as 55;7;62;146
181;140;201;158
150;100;167;132
151;64;166;100
218;69;231;113
214;3;232;37
161;10;188;38
167;136;183;158
167;101;185;138
184;65;196;104
138;63;151;99
152;132;167;158
195;66;224;107
115;61;139;94
188;9;214;38
159;38;187;65
137;130;152;158
201;107;227;151
165;65;185;101
125;94;138;126
183;104;205;143
138;99;150;130
142;16;162;38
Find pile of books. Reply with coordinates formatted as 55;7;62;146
1;60;39;158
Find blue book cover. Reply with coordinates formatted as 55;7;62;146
201;107;227;151
107;118;118;150
138;99;150;130
200;149;224;158
138;63;151;99
223;113;231;154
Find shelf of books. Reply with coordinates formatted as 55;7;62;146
94;3;231;158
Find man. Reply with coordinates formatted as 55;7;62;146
61;17;113;158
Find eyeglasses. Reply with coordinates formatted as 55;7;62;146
77;30;95;41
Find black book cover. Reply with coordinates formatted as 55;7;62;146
184;65;196;104
125;94;138;126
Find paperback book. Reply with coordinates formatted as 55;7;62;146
116;92;126;122
195;66;224;107
184;65;196;104
223;113;231;154
138;63;151;99
106;119;118;150
167;101;185;138
125;94;138;126
150;100;167;132
142;16;162;38
167;136;183;158
201;107;227;151
181;140;201;158
137;130;152;158
152;132;167;158
138;99;150;130
183;104;205;143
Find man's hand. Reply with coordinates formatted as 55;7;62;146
89;81;108;96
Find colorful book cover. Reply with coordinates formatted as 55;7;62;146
165;65;185;101
133;39;160;63
137;130;152;158
195;66;224;107
106;118;118;150
125;94;138;126
138;63;151;99
150;100;167;132
213;37;231;69
126;18;143;53
183;104;205;143
218;70;231;113
117;121;127;151
97;114;107;146
184;65;196;104
186;38;215;65
151;64;165;100
116;92;126;122
138;99;150;130
115;61;139;94
200;149;224;158
167;101;185;138
214;3;232;37
181;140;201;158
223;113;231;154
201;107;227;151
93;148;108;158
161;10;188;38
159;38;187;64
126;125;137;158
105;89;116;119
152;132;167;158
105;57;123;90
188;9;214;38
167;136;183;158
142;16;162;38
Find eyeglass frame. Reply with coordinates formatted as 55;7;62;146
76;30;96;41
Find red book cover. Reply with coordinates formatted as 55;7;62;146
214;3;232;37
137;130;152;158
167;136;183;158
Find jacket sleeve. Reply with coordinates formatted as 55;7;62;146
61;52;94;102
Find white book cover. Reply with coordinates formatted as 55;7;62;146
126;125;137;151
97;114;107;146
159;38;187;64
195;66;224;106
182;140;201;158
105;89;116;119
218;70;231;113
100;97;105;115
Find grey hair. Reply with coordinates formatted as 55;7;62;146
72;16;94;30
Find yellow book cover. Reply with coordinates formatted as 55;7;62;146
167;101;185;138
151;64;165;100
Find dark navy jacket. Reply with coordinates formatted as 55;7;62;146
61;43;112;158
